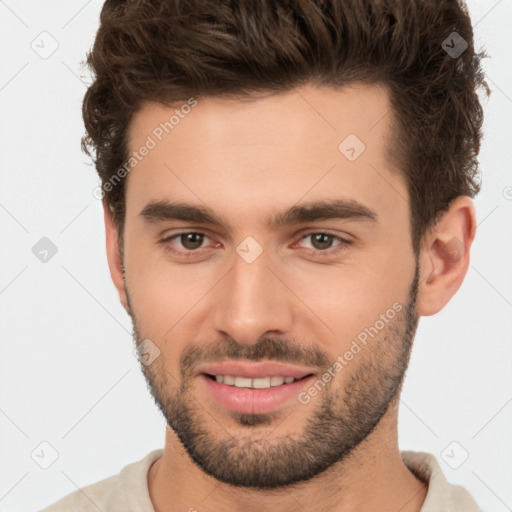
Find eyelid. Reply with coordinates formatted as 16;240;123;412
294;228;353;242
159;231;215;252
292;231;353;253
159;229;353;256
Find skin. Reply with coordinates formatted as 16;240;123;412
104;83;476;512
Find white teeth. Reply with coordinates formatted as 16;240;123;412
234;377;252;388
213;375;298;388
270;376;284;386
252;377;271;389
223;375;236;385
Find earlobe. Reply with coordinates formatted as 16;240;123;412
103;201;128;311
416;196;477;316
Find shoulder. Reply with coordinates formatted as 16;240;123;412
401;450;487;512
37;449;163;512
38;474;124;512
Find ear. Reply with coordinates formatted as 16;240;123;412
103;200;128;312
417;196;477;316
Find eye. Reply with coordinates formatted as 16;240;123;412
159;230;352;260
159;232;215;257
174;232;209;250
296;232;352;255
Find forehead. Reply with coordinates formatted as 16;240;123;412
128;83;392;153
124;83;408;230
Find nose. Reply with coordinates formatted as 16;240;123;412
211;249;294;346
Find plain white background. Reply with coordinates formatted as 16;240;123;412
0;1;511;511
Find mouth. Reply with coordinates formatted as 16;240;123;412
203;373;313;389
196;361;317;414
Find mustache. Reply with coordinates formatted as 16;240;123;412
179;336;331;379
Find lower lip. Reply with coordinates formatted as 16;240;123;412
199;374;315;414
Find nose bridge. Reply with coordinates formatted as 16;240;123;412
212;250;293;345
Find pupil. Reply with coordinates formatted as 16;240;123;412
312;233;332;250
182;233;203;250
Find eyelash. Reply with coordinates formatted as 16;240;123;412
158;231;353;259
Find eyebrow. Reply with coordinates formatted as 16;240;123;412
138;199;378;230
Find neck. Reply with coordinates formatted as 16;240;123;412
148;404;428;512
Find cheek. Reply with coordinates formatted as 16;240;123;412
125;224;412;354
283;252;409;345
126;245;217;335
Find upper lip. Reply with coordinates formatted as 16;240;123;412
195;361;315;379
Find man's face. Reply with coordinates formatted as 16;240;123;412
119;84;420;488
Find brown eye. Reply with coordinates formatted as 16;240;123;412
296;232;353;256
159;232;213;257
309;233;335;250
179;233;205;250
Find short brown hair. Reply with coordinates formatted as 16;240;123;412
82;0;489;255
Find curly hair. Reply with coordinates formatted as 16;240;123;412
82;0;489;255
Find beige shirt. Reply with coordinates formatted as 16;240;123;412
39;450;486;511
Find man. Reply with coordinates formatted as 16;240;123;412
41;0;489;510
